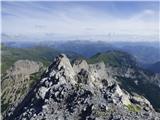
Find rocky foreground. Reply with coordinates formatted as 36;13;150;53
5;54;160;120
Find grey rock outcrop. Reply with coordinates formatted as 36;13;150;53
6;60;43;76
5;54;160;120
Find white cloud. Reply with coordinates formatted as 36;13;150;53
2;2;159;41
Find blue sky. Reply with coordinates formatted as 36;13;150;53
2;1;160;41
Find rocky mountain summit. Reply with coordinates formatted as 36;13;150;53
5;54;160;120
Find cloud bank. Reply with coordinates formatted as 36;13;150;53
2;1;159;41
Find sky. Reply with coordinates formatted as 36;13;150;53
1;1;160;42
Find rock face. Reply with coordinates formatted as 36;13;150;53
1;60;43;117
5;60;43;76
5;54;160;120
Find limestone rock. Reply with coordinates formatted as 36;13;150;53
73;59;89;74
5;54;160;120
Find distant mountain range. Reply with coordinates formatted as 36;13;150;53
3;40;159;66
146;61;160;73
87;50;137;68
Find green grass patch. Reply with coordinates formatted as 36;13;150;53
126;104;141;112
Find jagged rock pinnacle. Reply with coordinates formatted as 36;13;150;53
6;54;160;120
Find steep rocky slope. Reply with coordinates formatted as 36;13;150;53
88;51;160;111
5;54;160;120
1;60;44;115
